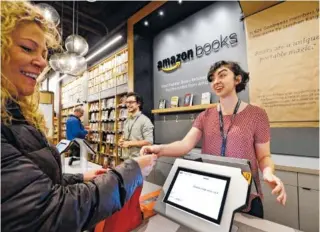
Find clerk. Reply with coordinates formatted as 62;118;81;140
141;60;287;219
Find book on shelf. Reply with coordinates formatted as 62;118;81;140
201;92;211;104
119;108;128;118
183;93;193;106
158;99;166;109
170;96;179;108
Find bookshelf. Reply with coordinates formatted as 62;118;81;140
60;71;86;142
61;75;84;108
58;47;128;167
87;48;128;98
87;100;100;164
86;93;129;168
52;116;59;145
85;47;129;168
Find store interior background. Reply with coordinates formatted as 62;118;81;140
37;1;319;232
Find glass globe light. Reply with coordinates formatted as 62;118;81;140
67;56;88;76
65;35;89;57
37;3;60;27
49;53;63;72
57;53;76;73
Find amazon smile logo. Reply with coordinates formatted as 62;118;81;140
157;32;238;72
157;50;193;72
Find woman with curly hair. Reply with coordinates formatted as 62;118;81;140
141;60;287;219
1;1;156;231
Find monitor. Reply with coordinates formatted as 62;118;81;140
163;167;230;225
154;158;251;232
56;140;71;154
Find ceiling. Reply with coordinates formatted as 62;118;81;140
134;1;215;37
32;1;150;51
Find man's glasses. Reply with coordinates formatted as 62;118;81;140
125;101;137;105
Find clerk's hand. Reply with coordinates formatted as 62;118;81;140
85;126;90;130
83;169;107;182
140;145;162;156
263;168;287;206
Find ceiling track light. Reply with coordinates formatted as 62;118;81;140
144;20;149;26
86;35;123;62
159;10;164;16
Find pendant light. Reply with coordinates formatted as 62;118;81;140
37;3;60;27
47;1;88;76
65;34;89;57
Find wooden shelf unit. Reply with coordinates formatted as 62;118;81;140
151;104;216;114
52;117;59;145
87;94;129;167
58;47;129;168
85;48;129;168
87;48;128;96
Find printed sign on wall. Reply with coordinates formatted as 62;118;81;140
157;33;238;72
153;1;248;107
245;1;319;124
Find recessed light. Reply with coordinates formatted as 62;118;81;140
178;0;183;4
144;21;149;26
159;10;164;16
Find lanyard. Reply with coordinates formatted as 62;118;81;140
218;99;241;156
125;114;140;140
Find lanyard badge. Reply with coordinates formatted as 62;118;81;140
218;99;241;156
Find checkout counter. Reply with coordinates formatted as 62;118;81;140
57;140;309;232
135;181;301;232
134;156;303;232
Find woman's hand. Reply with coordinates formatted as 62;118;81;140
83;169;107;182
263;168;287;206
133;154;157;177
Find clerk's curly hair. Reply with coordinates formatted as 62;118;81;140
207;60;250;93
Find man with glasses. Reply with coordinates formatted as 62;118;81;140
66;107;90;165
119;92;154;159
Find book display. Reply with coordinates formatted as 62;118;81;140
116;94;128;160
88;100;100;148
88;48;128;97
86;94;129;167
61;75;84;108
183;93;194;106
59;47;129;168
100;96;116;165
170;96;179;108
60;73;86;142
152;93;215;114
52;116;58;145
86;48;128;168
201;92;211;104
158;99;166;109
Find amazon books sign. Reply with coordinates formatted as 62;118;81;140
157;32;238;72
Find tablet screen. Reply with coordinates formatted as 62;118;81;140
56;141;70;153
163;167;230;225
